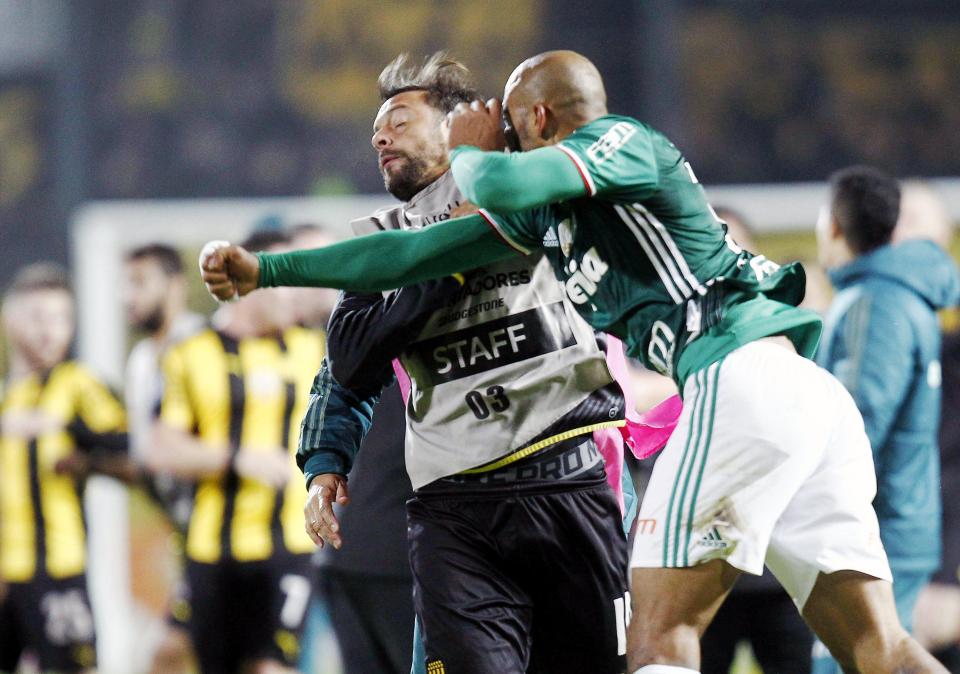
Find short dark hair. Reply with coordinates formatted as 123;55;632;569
5;262;72;299
378;52;479;114
126;243;183;276
830;166;901;255
287;223;330;239
241;229;292;254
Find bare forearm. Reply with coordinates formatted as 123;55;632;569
146;423;228;479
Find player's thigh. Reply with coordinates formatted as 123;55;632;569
801;570;904;670
184;560;236;673
524;485;630;674
240;554;314;669
0;584;23;673
630;561;740;643
24;575;97;673
632;347;829;577
407;496;532;674
890;568;932;634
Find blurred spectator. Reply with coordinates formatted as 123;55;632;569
814;166;960;673
122;243;205;674
901;181;960;670
288;224;340;328
146;231;322;674
124;243;205;527
894;181;954;250
698;207;815;674
0;263;130;674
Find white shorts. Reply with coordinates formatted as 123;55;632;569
630;339;892;609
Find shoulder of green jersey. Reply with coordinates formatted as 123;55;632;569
584;120;640;166
477;208;533;255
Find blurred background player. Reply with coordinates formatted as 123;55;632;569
697;207;814;674
147;230;322;674
814;166;960;673
122;243;204;674
0;263;130;674
287;224;340;330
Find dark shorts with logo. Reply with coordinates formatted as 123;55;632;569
0;573;97;673
408;436;629;674
183;552;313;673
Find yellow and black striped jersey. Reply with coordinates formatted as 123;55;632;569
0;361;127;582
160;326;324;563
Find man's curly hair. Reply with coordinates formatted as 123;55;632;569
378;52;479;113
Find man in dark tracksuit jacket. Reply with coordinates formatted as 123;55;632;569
814;166;960;673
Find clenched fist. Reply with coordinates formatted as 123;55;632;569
446;98;507;152
198;241;261;302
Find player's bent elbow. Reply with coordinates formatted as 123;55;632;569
328;360;363;391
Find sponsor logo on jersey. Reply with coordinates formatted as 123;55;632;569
446;268;532;305
563;247;609;305
647;320;676;378
542;228;559;248
586;121;637;164
405;302;577;385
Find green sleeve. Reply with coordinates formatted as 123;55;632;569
258;213;520;292
449;145;587;212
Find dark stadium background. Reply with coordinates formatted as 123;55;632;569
1;0;959;288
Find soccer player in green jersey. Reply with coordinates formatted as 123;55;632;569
200;51;946;674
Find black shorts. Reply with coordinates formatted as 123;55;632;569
0;574;97;673
408;475;629;674
183;552;314;674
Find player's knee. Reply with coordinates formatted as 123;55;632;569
151;628;192;669
628;622;701;669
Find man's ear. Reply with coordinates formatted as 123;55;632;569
830;214;844;241
534;104;558;142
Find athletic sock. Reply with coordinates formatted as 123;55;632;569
631;666;701;674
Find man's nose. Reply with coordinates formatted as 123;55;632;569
372;129;392;150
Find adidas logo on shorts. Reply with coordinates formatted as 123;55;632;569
542;229;560;248
697;526;728;549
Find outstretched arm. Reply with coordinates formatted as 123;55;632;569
199;213;520;301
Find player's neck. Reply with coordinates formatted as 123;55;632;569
149;303;185;344
555;107;606;141
214;305;282;341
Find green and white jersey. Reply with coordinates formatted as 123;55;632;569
480;115;822;385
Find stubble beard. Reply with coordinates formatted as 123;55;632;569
382;152;435;202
